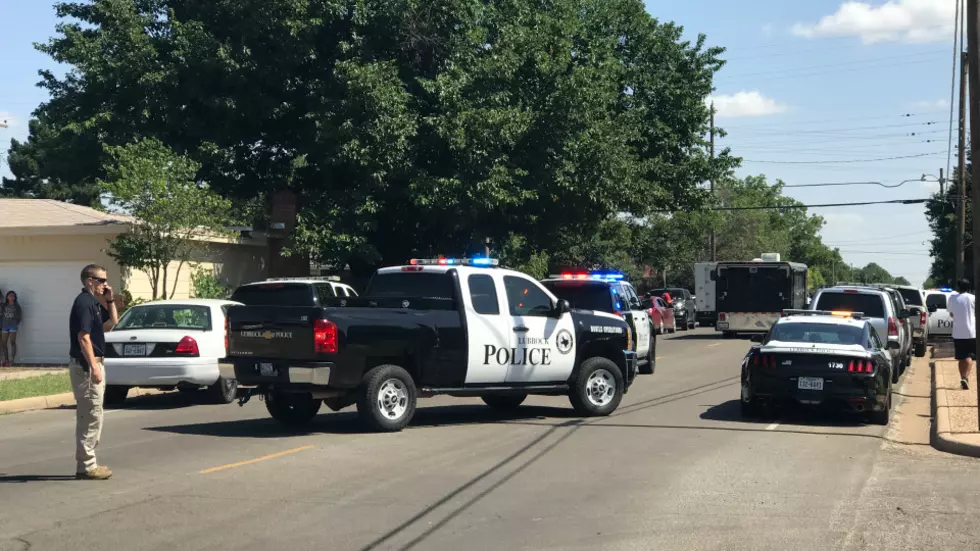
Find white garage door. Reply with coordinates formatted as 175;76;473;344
0;262;86;365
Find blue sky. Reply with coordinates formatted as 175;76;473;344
0;0;958;285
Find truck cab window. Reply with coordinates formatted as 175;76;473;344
503;276;553;316
468;274;500;315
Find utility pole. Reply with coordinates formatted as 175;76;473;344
967;0;980;430
958;51;969;282
709;102;716;262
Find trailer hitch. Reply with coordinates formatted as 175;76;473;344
238;386;256;407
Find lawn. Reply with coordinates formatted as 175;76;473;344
0;373;72;402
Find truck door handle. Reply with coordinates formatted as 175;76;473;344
514;326;529;333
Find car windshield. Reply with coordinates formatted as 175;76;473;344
814;291;886;318
767;322;865;346
896;288;923;306
231;283;314;306
366;272;455;299
542;282;615;313
115;305;212;331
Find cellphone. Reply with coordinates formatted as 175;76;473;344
103;288;111;296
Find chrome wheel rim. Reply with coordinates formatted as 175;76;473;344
377;379;409;420
586;369;616;407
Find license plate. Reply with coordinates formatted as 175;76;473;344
717;322;730;330
258;362;276;376
123;343;146;356
798;377;824;391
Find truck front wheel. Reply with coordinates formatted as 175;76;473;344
265;391;321;427
357;364;417;432
568;357;624;417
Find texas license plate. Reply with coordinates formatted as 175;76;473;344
258;362;276;376
717;322;730;330
123;343;146;356
798;377;824;391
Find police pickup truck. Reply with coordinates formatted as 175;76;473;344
220;258;638;432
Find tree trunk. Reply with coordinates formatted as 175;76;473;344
162;264;169;300
170;261;186;299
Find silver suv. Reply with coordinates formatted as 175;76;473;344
810;286;912;383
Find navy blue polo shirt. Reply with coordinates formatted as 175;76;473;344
69;289;110;364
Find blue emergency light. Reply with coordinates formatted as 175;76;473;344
409;257;499;267
590;271;625;281
940;287;953;292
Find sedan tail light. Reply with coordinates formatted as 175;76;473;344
175;336;200;357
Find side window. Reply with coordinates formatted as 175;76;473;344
625;286;641;310
332;284;348;297
468;274;500;315
503;276;553;316
313;283;334;303
347;286;359;297
611;287;625;312
869;327;883;350
927;294;947;310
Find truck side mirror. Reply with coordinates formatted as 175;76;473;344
928;305;938;313
554;299;570;317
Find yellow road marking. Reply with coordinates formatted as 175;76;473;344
199;445;315;474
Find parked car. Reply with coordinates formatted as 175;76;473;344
648;288;696;330
644;295;676;335
741;309;897;424
104;299;241;405
541;271;656;373
809;286;911;383
925;288;954;340
886;284;929;356
222;258;638;431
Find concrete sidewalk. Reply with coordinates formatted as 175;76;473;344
932;358;980;457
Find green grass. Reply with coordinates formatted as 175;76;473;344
0;373;72;402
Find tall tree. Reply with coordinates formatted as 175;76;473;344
11;0;735;272
925;155;971;286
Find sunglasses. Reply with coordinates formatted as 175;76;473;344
88;276;108;284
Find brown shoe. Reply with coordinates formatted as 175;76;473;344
76;466;112;480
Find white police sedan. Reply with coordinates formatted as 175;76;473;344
104;299;240;405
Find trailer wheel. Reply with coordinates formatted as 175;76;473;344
357;364;417;432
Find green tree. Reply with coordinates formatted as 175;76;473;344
100;138;234;300
925;155;971;286
893;276;911;286
14;0;735;274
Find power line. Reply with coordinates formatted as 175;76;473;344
715;57;941;84
725;121;940;138
824;230;933;245
831;250;933;256
656;198;928;213
741;151;947;165
782;177;940;188
719;50;948;80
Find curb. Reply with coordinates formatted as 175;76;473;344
930;360;980;458
0;387;166;415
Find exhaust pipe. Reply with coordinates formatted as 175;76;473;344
854;404;865;412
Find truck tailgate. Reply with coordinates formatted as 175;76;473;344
228;305;320;361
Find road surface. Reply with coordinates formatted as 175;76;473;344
1;328;978;550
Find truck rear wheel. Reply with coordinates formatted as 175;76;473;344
265;391;321;426
481;394;527;410
357;364;417;432
568;357;624;417
914;341;927;357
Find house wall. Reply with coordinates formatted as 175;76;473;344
0;234;125;290
124;241;268;300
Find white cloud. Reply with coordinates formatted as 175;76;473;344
907;98;949;110
708;91;789;118
792;0;956;44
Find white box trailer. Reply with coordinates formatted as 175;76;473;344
694;262;717;325
714;260;808;335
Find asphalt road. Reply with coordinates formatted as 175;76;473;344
2;328;979;551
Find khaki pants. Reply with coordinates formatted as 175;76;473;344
69;358;105;473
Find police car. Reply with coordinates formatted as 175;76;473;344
223;257;639;431
740;309;899;425
925;287;955;340
540;271;655;374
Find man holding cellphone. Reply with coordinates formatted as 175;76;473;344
69;264;118;480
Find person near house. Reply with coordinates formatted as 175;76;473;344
949;278;976;390
1;291;22;366
68;264;118;480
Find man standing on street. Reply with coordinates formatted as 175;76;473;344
69;264;118;480
949;278;976;390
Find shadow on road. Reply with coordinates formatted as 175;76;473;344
0;474;77;483
146;404;577;438
101;391;220;411
700;399;869;428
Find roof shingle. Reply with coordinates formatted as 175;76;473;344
0;199;132;229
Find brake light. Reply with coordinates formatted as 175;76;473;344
843;289;859;294
224;316;229;352
314;319;338;354
175;336;200;356
751;353;776;370
888;317;898;338
719;313;728;321
848;359;873;373
401;266;424;272
920;310;927;326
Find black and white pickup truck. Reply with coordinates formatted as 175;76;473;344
220;258;638;432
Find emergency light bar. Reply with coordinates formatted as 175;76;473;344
940;287;953;292
782;309;865;320
266;276;341;282
551;270;627;281
409;257;499;267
